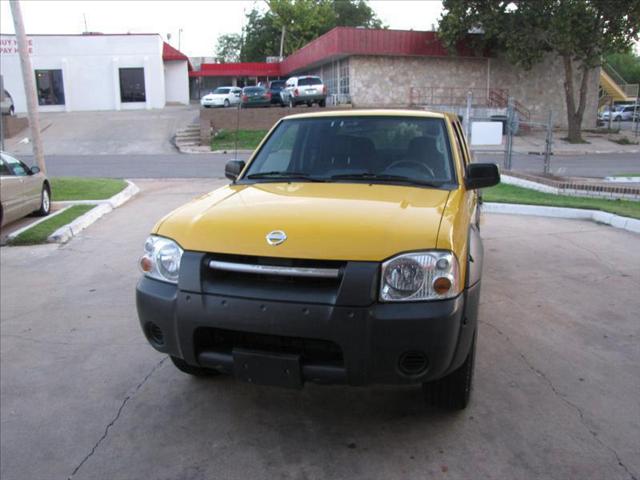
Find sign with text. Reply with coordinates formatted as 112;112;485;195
0;36;33;55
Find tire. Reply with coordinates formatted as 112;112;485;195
170;356;220;377
34;184;51;217
289;97;295;108
224;99;230;108
306;101;313;107
319;99;326;107
423;332;476;410
9;105;15;116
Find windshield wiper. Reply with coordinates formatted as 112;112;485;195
246;171;326;182
329;173;444;187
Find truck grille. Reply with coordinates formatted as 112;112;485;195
202;253;345;303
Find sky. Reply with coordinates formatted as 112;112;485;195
0;0;445;57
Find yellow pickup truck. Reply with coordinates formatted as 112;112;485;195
136;110;499;409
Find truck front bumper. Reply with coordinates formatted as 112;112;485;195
136;276;480;387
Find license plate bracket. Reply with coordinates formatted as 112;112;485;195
233;349;302;389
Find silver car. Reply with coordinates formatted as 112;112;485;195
600;105;638;122
282;76;327;108
0;151;51;228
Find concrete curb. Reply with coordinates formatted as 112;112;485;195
47;180;139;244
484;202;640;234
500;174;640;201
47;203;113;243
475;148;640;156
52;180;140;209
604;176;640;183
6;206;73;242
549;148;640;156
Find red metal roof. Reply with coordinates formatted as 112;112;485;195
163;42;192;71
281;28;481;74
190;62;281;78
191;27;483;78
163;42;188;61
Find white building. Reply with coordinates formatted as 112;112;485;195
0;33;190;113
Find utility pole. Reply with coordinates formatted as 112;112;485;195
83;13;88;33
178;28;183;51
279;25;286;59
10;0;46;173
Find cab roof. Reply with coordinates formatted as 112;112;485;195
282;109;450;121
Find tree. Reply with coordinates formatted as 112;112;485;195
214;0;384;63
215;33;242;63
438;0;640;143
333;0;383;28
605;50;640;85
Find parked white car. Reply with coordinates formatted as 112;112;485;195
200;87;242;108
599;105;638;122
281;76;327;108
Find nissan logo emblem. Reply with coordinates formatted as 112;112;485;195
266;230;287;246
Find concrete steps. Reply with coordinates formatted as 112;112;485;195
174;124;201;152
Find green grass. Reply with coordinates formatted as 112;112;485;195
612;172;640;176
10;205;95;245
483;184;640;220
50;177;127;201
211;129;268;150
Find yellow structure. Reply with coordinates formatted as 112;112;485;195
600;70;636;102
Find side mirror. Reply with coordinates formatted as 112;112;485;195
465;163;500;190
225;160;245;181
30;166;40;174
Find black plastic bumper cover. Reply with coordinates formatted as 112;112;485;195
136;275;480;386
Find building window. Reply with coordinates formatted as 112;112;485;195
35;70;65;105
339;59;350;95
119;68;146;103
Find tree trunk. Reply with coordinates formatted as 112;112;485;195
562;54;591;143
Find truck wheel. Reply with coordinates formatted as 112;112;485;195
319;99;326;107
34;184;51;217
224;99;230;108
170;356;220;377
422;332;476;410
306;101;313;107
289;98;295;108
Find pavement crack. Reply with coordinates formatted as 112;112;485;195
481;320;638;480
67;357;167;480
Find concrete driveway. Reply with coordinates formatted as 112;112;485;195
1;180;638;480
5;105;198;155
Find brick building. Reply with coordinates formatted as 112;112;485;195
191;27;599;127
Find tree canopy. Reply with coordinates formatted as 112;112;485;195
215;0;383;63
605;50;640;85
438;0;640;142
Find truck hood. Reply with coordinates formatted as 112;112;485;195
155;182;451;261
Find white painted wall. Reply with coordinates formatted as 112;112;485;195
0;34;173;112
164;60;189;105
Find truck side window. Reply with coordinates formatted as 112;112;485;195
450;121;469;168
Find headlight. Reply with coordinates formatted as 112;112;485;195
380;251;460;302
139;235;183;284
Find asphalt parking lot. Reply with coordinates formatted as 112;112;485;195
1;179;638;480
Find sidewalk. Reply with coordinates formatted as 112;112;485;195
473;129;639;155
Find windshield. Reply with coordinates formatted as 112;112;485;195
244;87;265;94
212;88;230;94
298;77;322;86
242;116;456;187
